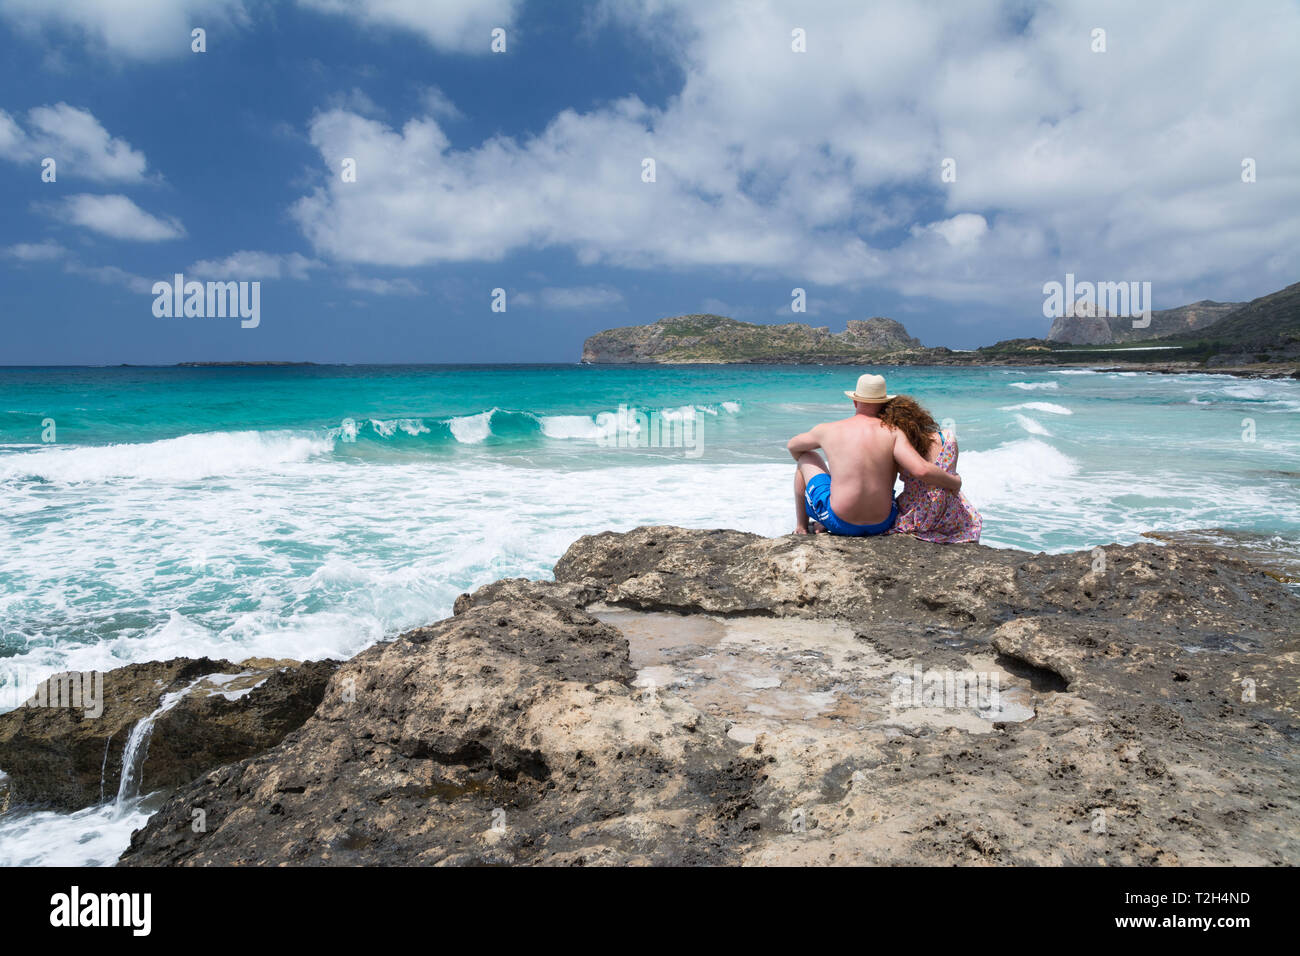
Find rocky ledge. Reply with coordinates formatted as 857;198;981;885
97;528;1297;866
0;657;337;811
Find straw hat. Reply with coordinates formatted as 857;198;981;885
844;373;896;404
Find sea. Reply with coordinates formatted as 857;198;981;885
1;362;1298;864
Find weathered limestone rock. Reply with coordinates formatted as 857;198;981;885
119;527;1298;865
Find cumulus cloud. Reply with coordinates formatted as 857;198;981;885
345;275;421;295
296;0;521;53
2;241;66;261
324;88;386;119
699;297;750;317
417;85;463;121
0;0;249;59
0;104;150;181
63;260;155;294
289;104;880;282
47;194;185;241
920;214;989;247
514;285;626;309
1;238;153;292
189;250;322;280
288;0;1300;309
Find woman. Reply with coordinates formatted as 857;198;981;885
879;396;982;544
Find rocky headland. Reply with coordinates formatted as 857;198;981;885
579;280;1300;377
581;314;925;364
4;528;1291;866
1045;299;1242;346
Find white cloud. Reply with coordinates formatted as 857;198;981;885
0;0;249;60
48;194;185;241
297;0;521;53
921;214;989;247
289;104;876;280
345;275;421;295
325;88;386;118
536;286;625;309
1;238;153;292
699;297;747;317
2;241;66;261
417;85;463;121
287;0;1300;311
0;104;150;181
63;260;155;294
189;250;322;280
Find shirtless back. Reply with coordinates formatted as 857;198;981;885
787;391;961;535
808;414;906;525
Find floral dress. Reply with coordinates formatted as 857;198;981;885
889;429;982;544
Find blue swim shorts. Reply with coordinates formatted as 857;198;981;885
804;473;898;536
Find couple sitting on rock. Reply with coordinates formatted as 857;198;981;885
788;373;982;544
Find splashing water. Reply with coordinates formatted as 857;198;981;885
113;677;208;814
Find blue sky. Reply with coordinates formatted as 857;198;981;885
1;0;1297;365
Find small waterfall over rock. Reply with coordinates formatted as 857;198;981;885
113;677;207;815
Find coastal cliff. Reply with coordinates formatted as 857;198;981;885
28;527;1283;867
1046;299;1241;346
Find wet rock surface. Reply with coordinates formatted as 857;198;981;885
121;528;1298;865
0;657;338;811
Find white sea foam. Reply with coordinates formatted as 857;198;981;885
447;409;494;444
1014;414;1051;436
540;403;738;440
0;796;156;867
0;430;333;483
1002;402;1073;415
1008;381;1060;391
1192;381;1300;412
1222;384;1269;400
370;418;429;437
540;414;603;440
959;439;1080;537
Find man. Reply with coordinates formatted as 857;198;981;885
787;373;962;536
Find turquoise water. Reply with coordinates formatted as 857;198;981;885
1;362;1298;864
2;363;1298;694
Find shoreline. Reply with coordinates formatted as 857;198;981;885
578;358;1300;380
2;360;1296;380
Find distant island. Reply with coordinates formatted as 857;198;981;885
581;280;1300;377
173;361;319;367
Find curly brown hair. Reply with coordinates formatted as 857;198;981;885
880;395;941;459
